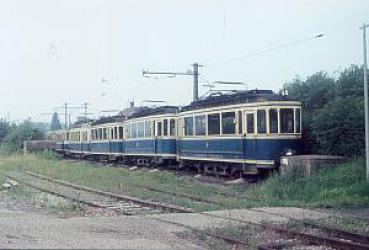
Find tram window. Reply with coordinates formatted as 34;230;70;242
114;127;118;139
102;128;107;140
157;121;162;136
295;109;301;133
170;119;176;136
132;123;138;138
195;115;206;135
280;109;294;133
269;109;278;133
163;119;168;136
152;121;156;136
119;126;124;139
208;113;220;135
222;112;236;134
144;121;151;137
98;129;103;140
238;111;243;134
138;122;144;138
110;129;114;139
184;117;193;136
124;125;130;139
257;110;266;134
246;113;254;134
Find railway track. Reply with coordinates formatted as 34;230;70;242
17;170;369;249
3;171;192;215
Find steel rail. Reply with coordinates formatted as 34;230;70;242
22;171;193;213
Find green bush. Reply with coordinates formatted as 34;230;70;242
284;65;364;157
0;121;43;154
258;159;369;207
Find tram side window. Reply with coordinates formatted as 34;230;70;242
144;121;151;137
163;119;168;136
295;109;301;133
208;113;220;135
257;110;266;134
110;129;114;140
98;129;103;140
269;109;278;133
184;117;193;136
124;125;130;139
195;115;206;135
102;128;108;140
238;111;243;134
280;109;294;133
119;127;124;139
132;123;138;138
138;122;144;138
170;119;176;136
222;112;236;134
246;113;254;134
157;121;162;136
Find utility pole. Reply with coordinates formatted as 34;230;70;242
193;63;199;101
142;63;202;101
64;103;68;129
55;103;87;128
361;23;369;181
83;102;90;120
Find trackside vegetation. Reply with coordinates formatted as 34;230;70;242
251;159;369;208
284;65;365;156
0;152;367;211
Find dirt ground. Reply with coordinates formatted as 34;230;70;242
0;204;206;249
0;199;337;250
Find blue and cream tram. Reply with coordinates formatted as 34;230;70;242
177;90;302;177
122;106;178;166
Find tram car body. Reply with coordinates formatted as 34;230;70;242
89;117;124;160
123;106;178;166
177;90;302;176
45;130;64;152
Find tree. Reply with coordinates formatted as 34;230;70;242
50;112;62;131
0;120;9;143
0;121;43;153
284;72;336;153
312;97;364;157
284;65;365;157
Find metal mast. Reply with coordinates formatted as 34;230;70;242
142;63;201;101
361;23;369;181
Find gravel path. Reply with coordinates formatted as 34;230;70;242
0;207;205;249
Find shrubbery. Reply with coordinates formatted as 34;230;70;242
0;121;43;154
284;65;365;157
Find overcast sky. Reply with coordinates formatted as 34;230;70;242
0;0;368;123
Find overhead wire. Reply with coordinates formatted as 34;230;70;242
205;22;361;68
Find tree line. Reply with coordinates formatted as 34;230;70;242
284;64;364;157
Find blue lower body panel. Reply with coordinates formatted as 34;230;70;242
90;141;123;154
69;142;81;153
124;138;176;158
178;138;301;163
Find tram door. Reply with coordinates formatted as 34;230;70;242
244;110;257;160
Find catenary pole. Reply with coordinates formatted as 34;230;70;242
361;23;369;180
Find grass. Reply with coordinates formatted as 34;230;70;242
0;152;252;211
0;152;368;212
250;158;369;208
